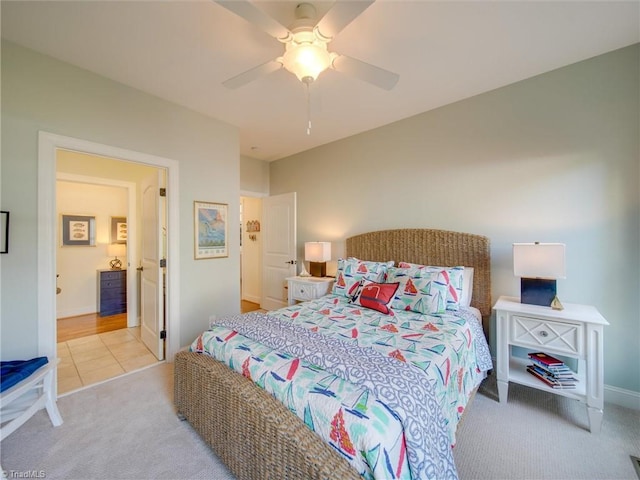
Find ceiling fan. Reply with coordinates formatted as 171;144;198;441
216;0;400;90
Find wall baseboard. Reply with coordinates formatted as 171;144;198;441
604;384;640;410
56;307;96;319
242;294;261;305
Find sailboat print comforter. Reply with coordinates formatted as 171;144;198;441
190;294;492;480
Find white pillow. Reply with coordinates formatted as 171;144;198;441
460;267;474;307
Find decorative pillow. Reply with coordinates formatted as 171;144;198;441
332;258;393;299
461;267;474;307
390;272;448;314
396;262;465;311
351;281;399;315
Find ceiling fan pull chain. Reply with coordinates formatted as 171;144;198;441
306;80;312;135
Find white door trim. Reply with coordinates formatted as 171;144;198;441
240;190;268;198
38;132;181;379
56;172;138;327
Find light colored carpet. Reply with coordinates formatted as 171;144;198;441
1;363;638;479
454;374;640;480
1;363;234;480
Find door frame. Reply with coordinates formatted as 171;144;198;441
37;132;181;379
240;190;267;306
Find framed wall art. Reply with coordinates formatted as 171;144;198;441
111;216;127;244
61;214;96;246
194;201;228;259
1;211;9;254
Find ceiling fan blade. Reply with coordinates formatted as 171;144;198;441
315;1;375;40
332;55;399;90
215;1;292;41
223;60;282;89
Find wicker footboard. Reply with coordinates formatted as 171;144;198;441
174;350;362;480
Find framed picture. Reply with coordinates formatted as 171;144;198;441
111;216;127;244
194;201;228;259
61;214;96;246
1;211;9;254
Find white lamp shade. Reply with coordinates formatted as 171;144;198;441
513;243;566;279
107;243;126;257
305;242;331;262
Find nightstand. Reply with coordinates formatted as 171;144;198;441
493;295;609;433
286;276;334;305
97;269;127;316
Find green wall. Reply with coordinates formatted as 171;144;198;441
271;45;640;403
1;41;241;358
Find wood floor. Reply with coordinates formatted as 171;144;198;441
241;300;262;313
57;312;127;343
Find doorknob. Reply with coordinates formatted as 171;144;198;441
285;260;297;265
137;266;144;271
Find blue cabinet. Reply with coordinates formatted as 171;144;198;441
98;269;127;317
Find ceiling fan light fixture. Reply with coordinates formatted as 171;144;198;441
280;31;332;83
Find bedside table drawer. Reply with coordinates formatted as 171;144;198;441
511;315;583;355
291;283;319;301
287;277;334;305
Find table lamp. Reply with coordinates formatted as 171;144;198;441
305;241;331;277
107;243;127;270
513;242;565;309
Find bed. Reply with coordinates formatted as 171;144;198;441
174;228;492;480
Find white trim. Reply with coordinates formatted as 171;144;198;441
56;172;138;328
58;361;166;398
38;132;181;398
56;306;98;319
604;384;640;410
242;294;261;304
240;190;268;198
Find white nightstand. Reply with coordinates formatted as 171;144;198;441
493;295;609;433
286;276;334;305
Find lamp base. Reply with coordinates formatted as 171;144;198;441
521;278;556;307
109;258;122;270
309;261;326;277
551;295;564;310
299;264;311;277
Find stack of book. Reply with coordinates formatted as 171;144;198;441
526;351;578;389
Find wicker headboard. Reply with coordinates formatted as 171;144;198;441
345;229;491;321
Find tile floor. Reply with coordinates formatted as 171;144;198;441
57;327;160;395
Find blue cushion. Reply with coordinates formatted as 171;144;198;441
0;357;49;393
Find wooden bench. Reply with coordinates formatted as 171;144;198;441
1;358;63;442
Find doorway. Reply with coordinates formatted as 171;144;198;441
240;195;263;309
55;162;163;394
239;192;298;312
38;132;181;397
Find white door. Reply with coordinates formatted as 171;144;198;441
261;192;297;310
140;170;165;360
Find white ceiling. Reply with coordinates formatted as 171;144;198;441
2;1;638;161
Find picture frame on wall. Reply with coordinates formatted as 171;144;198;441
61;214;96;246
1;211;9;254
194;201;228;259
111;216;127;244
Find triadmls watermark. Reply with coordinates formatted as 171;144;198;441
3;470;46;479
